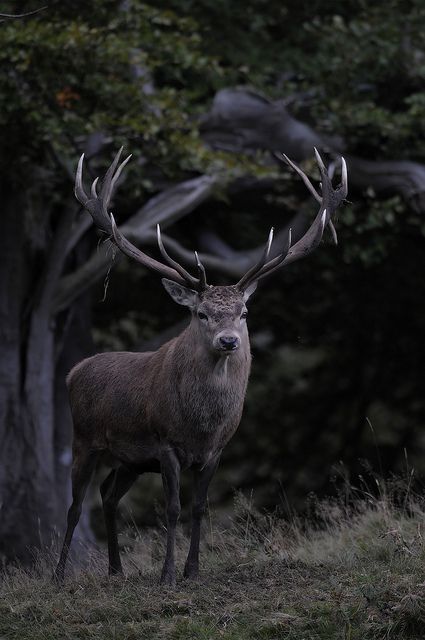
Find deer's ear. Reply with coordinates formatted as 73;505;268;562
162;279;199;308
243;280;258;302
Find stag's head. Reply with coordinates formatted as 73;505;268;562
75;147;347;355
162;281;257;354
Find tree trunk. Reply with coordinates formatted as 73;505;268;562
0;199;56;562
54;295;95;545
0;196;93;564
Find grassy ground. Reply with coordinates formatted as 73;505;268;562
1;486;425;640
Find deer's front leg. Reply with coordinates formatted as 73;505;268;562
160;448;181;586
184;453;221;580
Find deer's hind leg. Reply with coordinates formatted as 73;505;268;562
54;445;98;583
160;448;181;586
100;466;138;576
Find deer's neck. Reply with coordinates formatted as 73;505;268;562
173;323;251;385
161;322;251;439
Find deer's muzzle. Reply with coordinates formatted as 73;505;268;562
214;333;240;352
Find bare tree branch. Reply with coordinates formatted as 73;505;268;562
65;214;93;255
346;156;425;213
0;7;47;22
129;174;219;230
55;87;425;314
201;88;425;213
200;88;341;160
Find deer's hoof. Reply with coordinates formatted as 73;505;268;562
183;564;199;580
159;571;176;587
52;569;64;586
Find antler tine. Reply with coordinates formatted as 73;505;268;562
90;176;99;198
329;220;338;245
237;150;348;290
279;150;347;208
99;147;123;200
75;148;205;289
313;147;326;175
108;215;189;286
74;153;113;234
340;156;348;198
107;153;133;202
280;151;348;265
315;153;347;246
277;152;321;204
243;228;292;285
75;153;88;205
195;251;208;290
157;224;200;289
237;228;274;290
97;148;133;221
315;149;348;198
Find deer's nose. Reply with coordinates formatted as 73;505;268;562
219;336;239;351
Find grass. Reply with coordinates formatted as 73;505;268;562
1;483;425;640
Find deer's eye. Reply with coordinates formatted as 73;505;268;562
241;311;248;320
198;312;208;321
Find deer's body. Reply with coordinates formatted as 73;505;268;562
55;147;347;586
68;303;251;471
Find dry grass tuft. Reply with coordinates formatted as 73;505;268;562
2;481;425;639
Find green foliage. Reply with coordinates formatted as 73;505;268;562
0;2;226;185
150;0;425;158
292;1;425;157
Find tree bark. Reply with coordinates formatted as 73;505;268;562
0;197;58;562
54;295;95;545
201;88;425;214
0;194;92;564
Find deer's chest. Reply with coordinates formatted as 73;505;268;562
183;381;237;429
169;369;247;463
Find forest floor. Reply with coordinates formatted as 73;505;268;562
1;485;425;640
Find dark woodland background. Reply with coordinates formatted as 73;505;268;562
1;0;425;565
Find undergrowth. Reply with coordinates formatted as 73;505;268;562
1;478;425;639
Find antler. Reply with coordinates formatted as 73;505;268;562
75;148;208;291
237;148;348;290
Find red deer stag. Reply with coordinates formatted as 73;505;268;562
55;148;347;585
